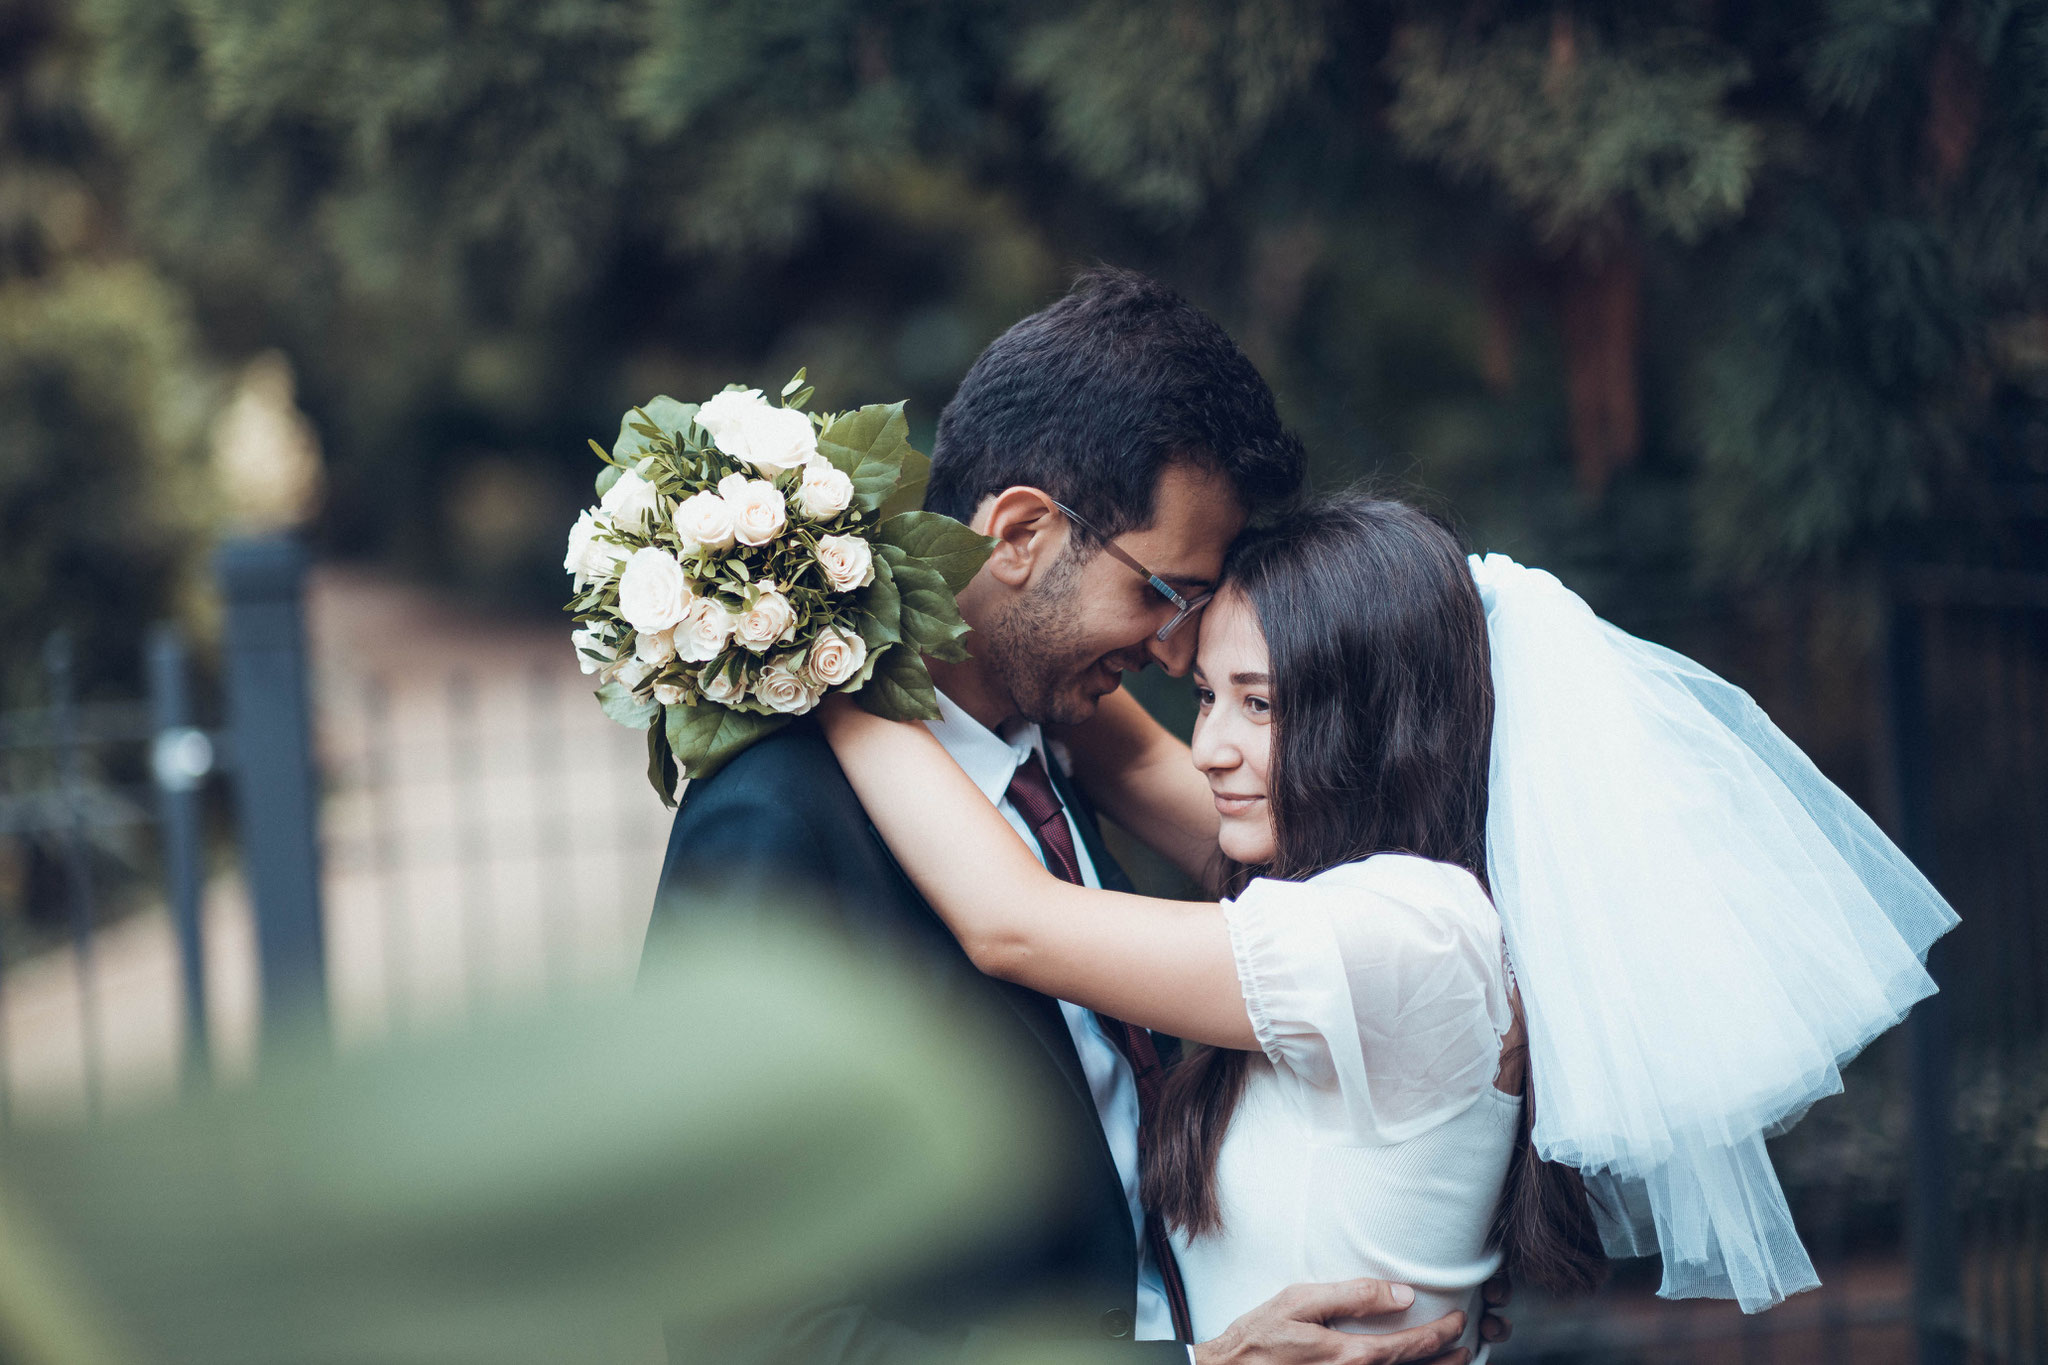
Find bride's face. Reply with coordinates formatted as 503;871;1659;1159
1189;589;1277;865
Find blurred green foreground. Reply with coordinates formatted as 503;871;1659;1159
0;926;1059;1365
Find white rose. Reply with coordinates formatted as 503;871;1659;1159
673;490;736;554
754;658;824;715
564;509;626;588
697;389;767;448
572;623;617;676
674;596;737;663
599;467;662;533
634;626;676;667
653;681;686;707
699;666;748;706
727;478;788;548
795;457;854;520
734;588;797;653
615;657;655;692
805;626;868;688
697;388;818;476
815;533;876;592
718;471;752;502
617;547;692;633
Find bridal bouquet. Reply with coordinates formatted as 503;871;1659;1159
565;371;992;802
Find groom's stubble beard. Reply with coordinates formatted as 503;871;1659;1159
979;546;1132;727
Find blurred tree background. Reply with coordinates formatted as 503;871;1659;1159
6;0;2047;722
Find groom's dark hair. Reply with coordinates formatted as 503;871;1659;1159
926;267;1303;532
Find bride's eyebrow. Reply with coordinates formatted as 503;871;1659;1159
1231;672;1270;686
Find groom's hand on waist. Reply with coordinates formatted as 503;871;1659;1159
1190;1278;1485;1365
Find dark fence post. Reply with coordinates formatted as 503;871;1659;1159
148;625;212;1084
217;537;327;1045
1885;589;1960;1365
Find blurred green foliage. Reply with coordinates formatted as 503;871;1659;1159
0;928;1064;1365
11;0;2035;636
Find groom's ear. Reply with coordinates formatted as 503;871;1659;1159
974;486;1068;590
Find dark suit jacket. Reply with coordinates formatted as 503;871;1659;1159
645;719;1187;1365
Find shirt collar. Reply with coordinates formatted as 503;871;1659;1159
927;690;1043;806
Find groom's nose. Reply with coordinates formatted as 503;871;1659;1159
1146;622;1199;676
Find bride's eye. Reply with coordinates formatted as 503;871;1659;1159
1194;686;1215;709
1245;695;1271;717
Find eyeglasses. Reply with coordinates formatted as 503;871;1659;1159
1048;499;1216;643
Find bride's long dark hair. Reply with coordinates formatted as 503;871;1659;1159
1140;492;1607;1297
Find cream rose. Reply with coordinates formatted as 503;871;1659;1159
697;388;818;476
653;681;686;707
815;533;876;592
674;596;737;663
617;546;692;633
727;478;788;548
672;490;736;554
717;471;752;502
564;509;625;588
572;623;617;676
615;656;655;692
634;625;676;667
754;658;823;715
734;588;797;653
599;467;662;533
795;457;854;520
804;626;868;688
698;666;748;706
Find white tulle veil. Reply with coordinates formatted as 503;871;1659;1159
1468;553;1957;1312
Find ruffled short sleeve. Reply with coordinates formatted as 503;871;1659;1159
1224;855;1513;1145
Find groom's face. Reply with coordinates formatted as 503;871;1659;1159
980;463;1245;725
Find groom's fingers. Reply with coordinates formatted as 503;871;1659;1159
1282;1275;1418;1322
1334;1312;1466;1365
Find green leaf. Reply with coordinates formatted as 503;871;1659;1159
856;554;903;647
665;703;787;784
612;396;698;462
646;719;678;808
876;445;932;520
856;645;942;722
780;367;808;399
817;402;911;512
597;681;659;731
879;550;973;663
595;464;623;498
876;511;995;594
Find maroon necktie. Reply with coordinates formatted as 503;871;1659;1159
1005;751;1196;1344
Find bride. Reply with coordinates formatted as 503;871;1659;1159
816;492;1955;1358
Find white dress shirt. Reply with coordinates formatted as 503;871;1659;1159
925;691;1176;1342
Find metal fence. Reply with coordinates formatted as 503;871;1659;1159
0;539;669;1114
0;627;214;1117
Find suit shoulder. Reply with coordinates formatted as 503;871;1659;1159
678;719;858;819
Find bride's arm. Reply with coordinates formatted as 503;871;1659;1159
818;697;1255;1050
1051;687;1223;890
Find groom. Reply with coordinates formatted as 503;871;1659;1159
646;269;1499;1364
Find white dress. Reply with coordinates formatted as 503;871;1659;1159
1173;855;1521;1361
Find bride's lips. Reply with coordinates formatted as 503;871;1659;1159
1212;792;1263;818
